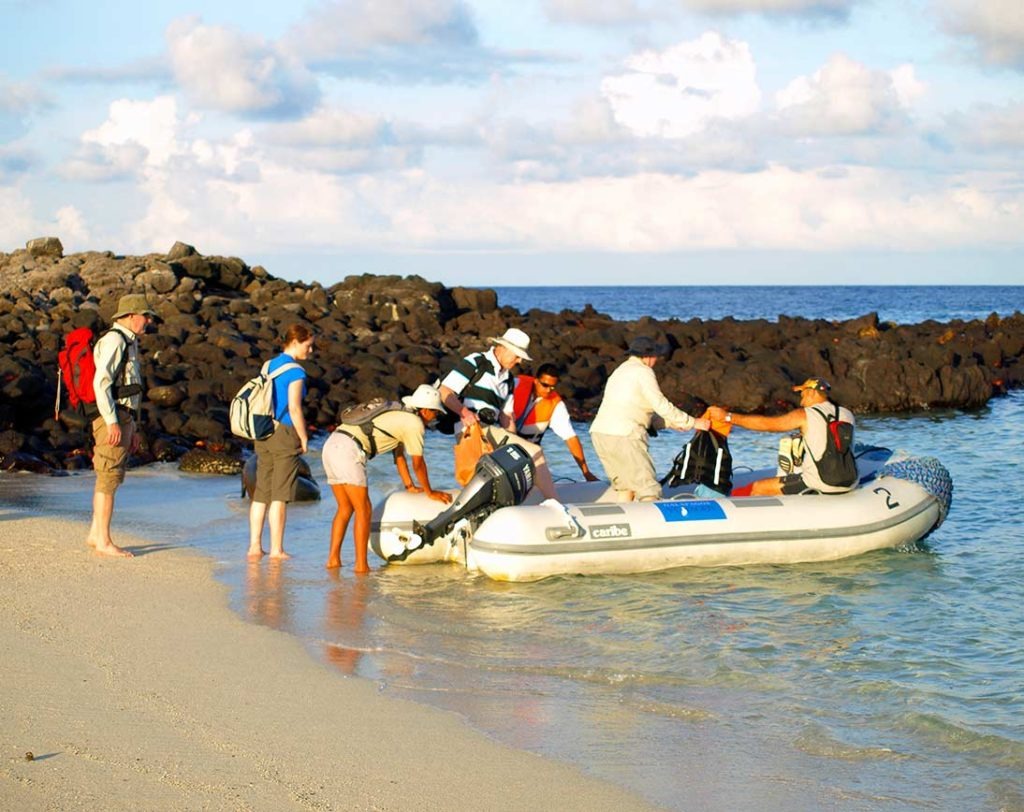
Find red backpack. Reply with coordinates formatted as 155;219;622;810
55;327;129;420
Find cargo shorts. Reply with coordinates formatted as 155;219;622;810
92;413;135;494
253;424;302;504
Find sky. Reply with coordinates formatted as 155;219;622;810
1;0;1022;286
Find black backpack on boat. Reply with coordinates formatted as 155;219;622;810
662;429;732;494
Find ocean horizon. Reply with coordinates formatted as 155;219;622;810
491;284;1024;325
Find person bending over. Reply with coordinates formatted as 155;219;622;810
322;384;452;572
438;327;558;500
503;363;599;482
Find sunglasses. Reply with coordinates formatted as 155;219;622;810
536;380;558;390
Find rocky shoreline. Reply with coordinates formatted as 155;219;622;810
1;237;1021;475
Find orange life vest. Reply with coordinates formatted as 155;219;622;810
511;375;560;443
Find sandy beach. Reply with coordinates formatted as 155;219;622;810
0;510;655;811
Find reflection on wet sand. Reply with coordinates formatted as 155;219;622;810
322;570;370;675
242;558;288;630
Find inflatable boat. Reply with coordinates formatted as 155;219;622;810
370;444;953;582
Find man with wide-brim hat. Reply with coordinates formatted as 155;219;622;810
323;383;453;571
85;293;157;558
706;376;857;496
590;336;710;501
110;293;157;320
438;326;559;499
489;327;533;361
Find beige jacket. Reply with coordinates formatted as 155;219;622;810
590;356;695;438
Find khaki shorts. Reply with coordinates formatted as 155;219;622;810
322;432;368;487
591;431;660;501
253;424;302;504
482;426;542;459
92;414;135;494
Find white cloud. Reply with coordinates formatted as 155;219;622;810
0;75;48;116
775;54;921;136
82;96;184;166
545;0;855;23
678;0;854;17
264;109;391;147
55;205;91;245
288;0;478;58
261;108;423;174
544;0;652;25
0;77;49;146
601;32;761;138
281;0;516;84
59;96;184;181
328;165;1024;253
0;187;37;246
557;97;630;144
43;57;170;86
59;142;149;182
48;119;1024;260
42;65;1022;263
947;103;1024;150
888;64;927;108
166;17;319;118
938;0;1024;69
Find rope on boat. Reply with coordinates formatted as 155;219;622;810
877;456;954;532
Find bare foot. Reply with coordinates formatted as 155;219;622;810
246;546;266;560
268;550;292;560
325;558;342;570
353;562;370;574
94;542;134;558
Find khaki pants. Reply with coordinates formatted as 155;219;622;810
591;431;660;501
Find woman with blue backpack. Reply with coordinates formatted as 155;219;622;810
247;323;315;560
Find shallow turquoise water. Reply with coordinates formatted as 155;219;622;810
5;391;1022;811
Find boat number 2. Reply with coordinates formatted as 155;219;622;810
873;487;900;510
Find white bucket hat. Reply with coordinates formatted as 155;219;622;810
402;383;445;412
489;327;532;361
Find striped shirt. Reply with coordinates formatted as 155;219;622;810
440;349;511;415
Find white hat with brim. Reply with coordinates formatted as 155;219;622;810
402;384;445;412
489;327;532;361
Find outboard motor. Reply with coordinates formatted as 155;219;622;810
385;445;535;562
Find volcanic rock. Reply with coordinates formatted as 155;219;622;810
1;240;1022;474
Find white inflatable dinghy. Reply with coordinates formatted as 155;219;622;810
370;444;953;582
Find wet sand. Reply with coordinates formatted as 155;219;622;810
0;511;656;811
